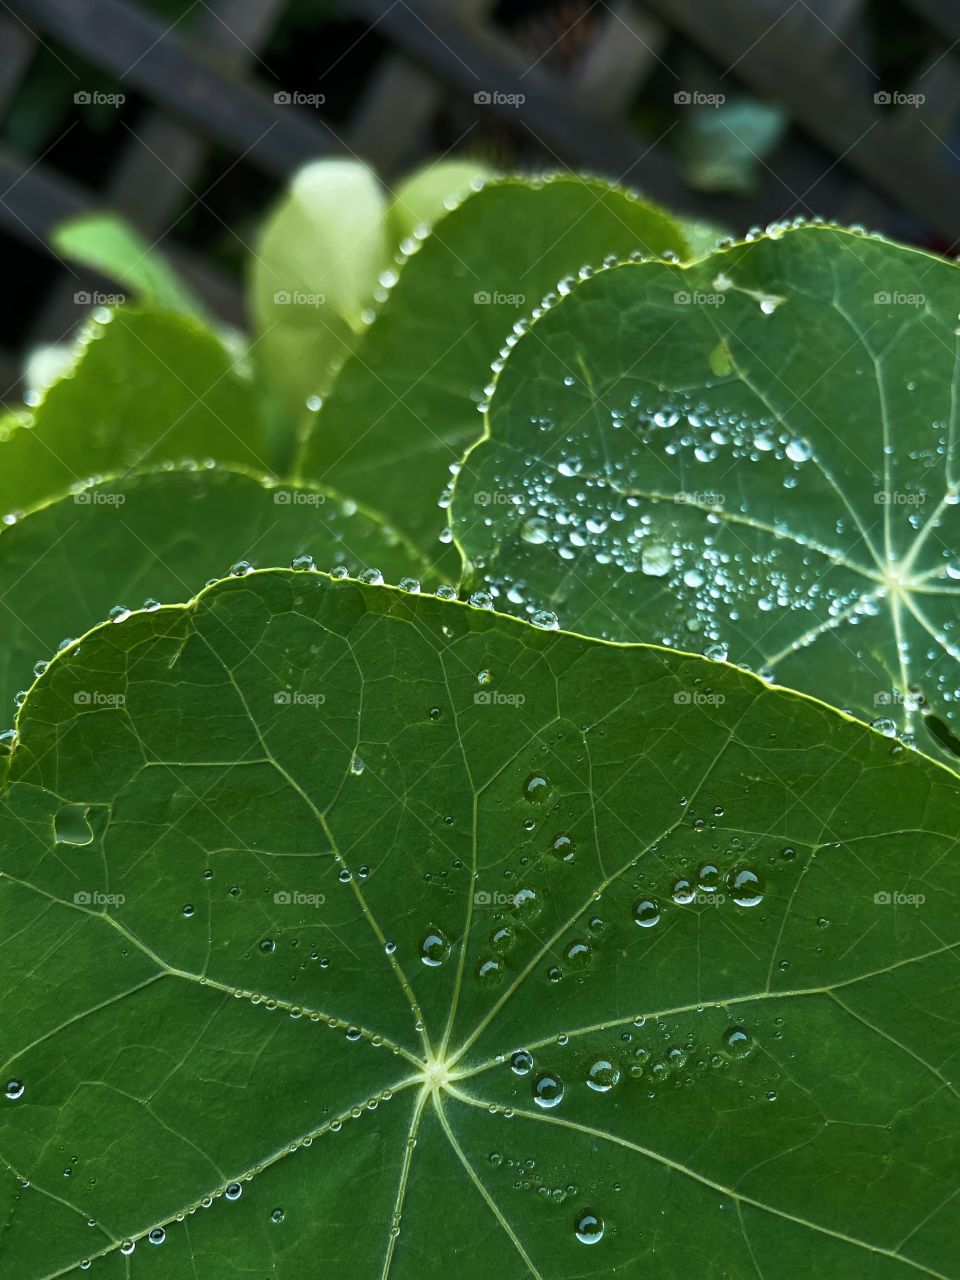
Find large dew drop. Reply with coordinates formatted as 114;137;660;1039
727;868;764;907
533;1072;564;1108
575;1209;604;1245
586;1059;620;1092
420;929;450;967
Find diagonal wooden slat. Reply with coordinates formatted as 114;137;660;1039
343;0;691;205
640;0;960;241
6;0;336;177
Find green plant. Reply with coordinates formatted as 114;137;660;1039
0;161;956;1278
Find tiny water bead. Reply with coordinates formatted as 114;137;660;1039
420;930;450;967
271;1208;285;1224
511;1050;534;1075
586;1060;620;1092
533;1072;564;1109
632;898;660;928
148;1227;165;1245
225;1183;243;1201
5;1079;24;1100
727;868;764;907
120;1240;136;1256
574;1209;604;1245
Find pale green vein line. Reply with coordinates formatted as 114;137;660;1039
41;1075;423;1280
455;939;960;1076
449;1088;949;1280
1;872;422;1068
828;992;960;1101
449;705;751;1068
204;640;432;1058
436;1095;544;1280
0;972;165;1076
380;1089;429;1280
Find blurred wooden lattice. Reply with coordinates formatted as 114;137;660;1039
0;0;957;401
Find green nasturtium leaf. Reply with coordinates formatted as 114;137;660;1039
1;572;958;1277
387;158;493;243
51;213;207;318
250;159;391;418
296;177;692;570
0;309;270;516
250;159;498;421
0;466;425;712
452;226;960;768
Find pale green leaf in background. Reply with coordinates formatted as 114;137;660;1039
249;157;492;421
296;176;693;572
387;157;493;243
51;213;206;317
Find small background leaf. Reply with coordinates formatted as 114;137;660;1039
51;213;207;317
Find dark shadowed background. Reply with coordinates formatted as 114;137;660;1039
0;0;957;402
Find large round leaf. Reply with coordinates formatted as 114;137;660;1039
0;573;957;1277
452;226;960;767
296;177;692;570
0;466;425;712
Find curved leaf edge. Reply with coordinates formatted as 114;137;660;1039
5;567;954;789
291;172;694;481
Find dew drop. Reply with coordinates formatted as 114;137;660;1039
225;1183;242;1201
575;1209;604;1245
533;1072;564;1108
148;1227;165;1245
511;1050;534;1075
4;1079;24;1100
586;1059;620;1092
727;868;764;907
641;544;671;577
632;898;661;928
724;1027;753;1058
523;773;550;803
671;877;695;905
420;929;450;967
550;833;575;862
530;609;559;631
